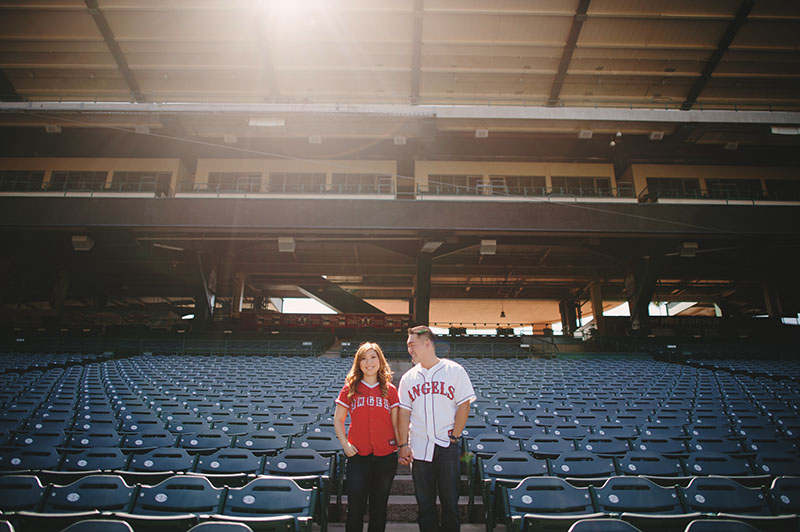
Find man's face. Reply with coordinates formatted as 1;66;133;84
406;333;425;364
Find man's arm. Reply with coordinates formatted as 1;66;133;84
452;400;470;437
397;406;412;464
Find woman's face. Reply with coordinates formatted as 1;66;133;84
359;348;381;379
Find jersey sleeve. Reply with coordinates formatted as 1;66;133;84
335;383;352;409
454;366;477;406
388;383;400;409
397;373;412;411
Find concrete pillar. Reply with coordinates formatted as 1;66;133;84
590;281;606;335
559;298;578;337
232;273;246;317
413;254;432;325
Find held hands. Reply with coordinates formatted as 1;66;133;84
343;442;358;457
398;444;413;465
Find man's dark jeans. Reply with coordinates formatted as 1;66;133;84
345;451;398;532
411;443;461;532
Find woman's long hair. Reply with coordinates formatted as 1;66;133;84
345;342;393;399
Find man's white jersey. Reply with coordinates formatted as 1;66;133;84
398;358;476;462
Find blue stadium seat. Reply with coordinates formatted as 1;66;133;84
194;449;263;480
234;431;288;455
685;436;744;455
60;519;134;532
116;475;223;530
127;448;195;474
682;453;754;477
0;475;46;512
476;451;549;530
523;436;576;459
68;430;123;449
0;447;62;472
121;430;178;451
500;423;547;440
501;476;602;532
768;476;800;515
617;452;685;478
60;448;128;472
566;518;643;532
576;436;630;456
550;452;617;481
213;476;315;532
682;519;761;532
592;477;697;532
467;432;520;459
631;437;687;456
178;430;233;452
753;453;800;476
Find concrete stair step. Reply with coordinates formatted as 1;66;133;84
389;474;470;495
333;494;482;523
318;524;501;531
318;524;500;531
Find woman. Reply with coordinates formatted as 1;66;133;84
334;342;399;532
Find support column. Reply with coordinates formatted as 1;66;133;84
413;254;432;325
625;257;660;333
762;282;782;318
232;273;246;318
50;271;69;310
188;251;215;327
590;281;606;335
559;297;578;337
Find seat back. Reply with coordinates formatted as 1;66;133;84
505;476;595;516
0;475;46;512
680;477;770;515
222;476;314;518
43;474;135;512
132;475;223;515
592;476;683;514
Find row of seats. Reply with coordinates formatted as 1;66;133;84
499;475;800;532
0;474;316;532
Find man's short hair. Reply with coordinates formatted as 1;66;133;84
408;325;436;344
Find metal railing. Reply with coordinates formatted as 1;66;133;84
0;179;171;196
638;186;800;203
417;183;636;199
184;182;395;195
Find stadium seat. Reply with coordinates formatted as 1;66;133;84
234;431;289;454
768;476;800;515
214;476;315;532
0;447;62;472
576;436;630;456
501;476;602;532
126;448;195;477
500;423;547;440
566;518;643;532
178;430;233;452
476;450;549;529
617;452;685;478
592;476;697;532
753;453;800;476
631;436;687;456
682;452;754;477
467;432;520;459
60;447;129;472
115;475;223;531
60;519;134;532
677;476;797;530
188;523;255;532
121;430;178;450
682;519;761;532
193;449;264;485
524;436;576;459
0;475;46;512
685;436;744;455
550;452;617;482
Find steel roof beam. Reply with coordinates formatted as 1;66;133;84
547;0;590;107
681;0;756;111
85;0;145;103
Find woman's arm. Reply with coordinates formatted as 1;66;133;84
334;404;358;457
391;406;399;447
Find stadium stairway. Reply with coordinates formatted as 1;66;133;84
323;459;489;531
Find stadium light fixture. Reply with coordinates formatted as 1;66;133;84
248;117;285;128
181;313;195;320
278;236;296;253
420;241;443;253
479;239;497;256
649;131;665;140
71;235;94;251
724;142;739;150
578;129;593;139
45;124;62;134
223;134;238;144
475;128;489;138
308;135;322;144
134;125;150;134
394;136;407;145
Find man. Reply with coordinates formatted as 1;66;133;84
397;325;476;532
